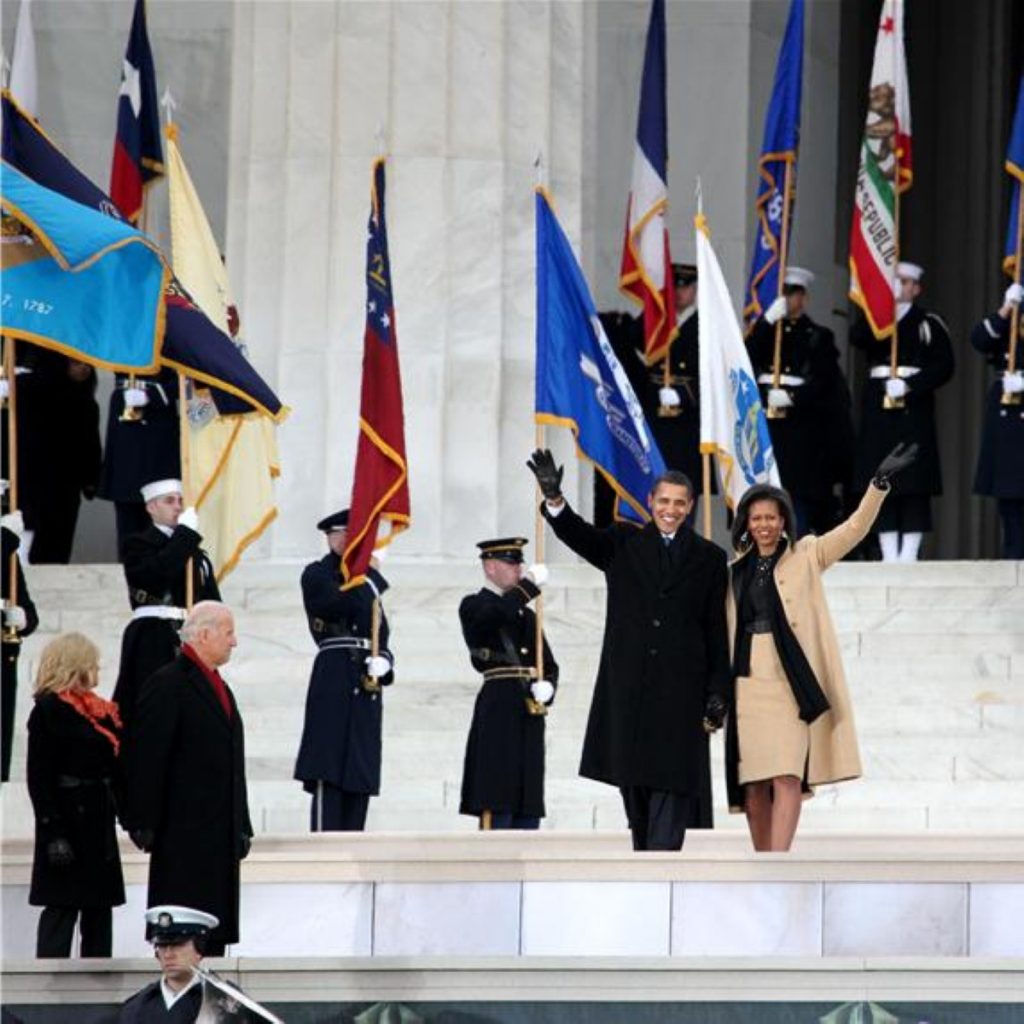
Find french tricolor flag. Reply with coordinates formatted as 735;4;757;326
109;0;164;224
619;0;676;368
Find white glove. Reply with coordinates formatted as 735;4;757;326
658;387;681;408
1004;283;1024;307
1003;371;1024;395
524;563;549;588
530;680;555;704
371;544;389;563
177;506;200;533
764;296;788;325
123;386;149;409
3;606;27;630
365;655;391;678
0;379;8;401
1;511;25;538
767;388;793;410
885;378;908;400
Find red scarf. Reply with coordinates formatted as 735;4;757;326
182;643;232;720
58;689;122;754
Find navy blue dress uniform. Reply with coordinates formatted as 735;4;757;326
2;525;38;782
123;648;252;956
606;265;713;497
971;305;1024;558
849;267;955;545
459;538;559;829
748;269;855;536
8;344;101;564
99;367;182;544
113;482;221;729
294;510;395;832
118;905;218;1023
537;473;731;851
27;686;125;957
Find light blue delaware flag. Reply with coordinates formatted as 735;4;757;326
535;188;665;524
742;0;804;330
1;160;168;370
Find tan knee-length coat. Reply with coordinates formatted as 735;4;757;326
725;484;887;808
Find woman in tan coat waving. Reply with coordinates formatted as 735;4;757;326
725;444;917;851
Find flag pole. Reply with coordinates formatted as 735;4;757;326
2;337;20;642
767;158;794;421
532;152;548;715
701;451;712;541
178;370;194;610
1002;185;1024;406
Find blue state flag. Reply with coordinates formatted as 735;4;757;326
1003;74;1024;279
742;0;804;330
1;161;168;370
535;188;665;523
1;90;284;421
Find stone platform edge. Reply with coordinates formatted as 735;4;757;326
2;956;1023;1004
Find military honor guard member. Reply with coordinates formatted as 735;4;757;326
2;516;39;782
112;479;220;728
849;262;955;562
118;905;218;1023
99;366;183;545
294;510;395;832
123;603;252;957
749;267;855;536
971;283;1024;559
528;450;731;851
459;537;558;830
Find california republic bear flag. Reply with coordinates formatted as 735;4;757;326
848;0;912;339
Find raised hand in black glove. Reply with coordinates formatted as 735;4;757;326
130;828;155;853
526;448;564;501
46;838;75;867
873;442;919;489
702;693;728;734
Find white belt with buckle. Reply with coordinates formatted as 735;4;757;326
132;605;186;622
757;373;806;387
870;365;920;379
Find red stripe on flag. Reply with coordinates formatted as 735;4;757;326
849;209;895;338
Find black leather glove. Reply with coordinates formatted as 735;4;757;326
873;442;919;489
130;828;155;853
238;833;252;861
46;838;75;867
702;693;728;734
526;448;564;501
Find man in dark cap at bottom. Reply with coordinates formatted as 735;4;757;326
294;509;395;832
459;537;558;830
118;905;217;1023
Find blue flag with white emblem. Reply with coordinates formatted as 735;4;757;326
1003;74;1024;279
1;161;169;370
742;0;804;331
535;188;665;523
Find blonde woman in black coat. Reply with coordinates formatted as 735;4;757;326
27;632;125;957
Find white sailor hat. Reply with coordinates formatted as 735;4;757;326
140;479;183;503
145;904;219;944
783;266;815;290
896;261;924;282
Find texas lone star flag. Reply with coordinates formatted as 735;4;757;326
848;0;913;340
109;0;164;224
619;0;676;367
341;158;411;589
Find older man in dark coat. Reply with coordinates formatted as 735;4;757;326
294;510;395;832
124;601;252;956
528;451;730;851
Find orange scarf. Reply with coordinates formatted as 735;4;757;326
58;689;122;755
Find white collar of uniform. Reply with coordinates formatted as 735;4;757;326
160;971;201;1010
484;579;507;596
154;522;174;538
676;305;696;329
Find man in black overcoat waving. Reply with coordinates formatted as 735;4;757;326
528;450;730;851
